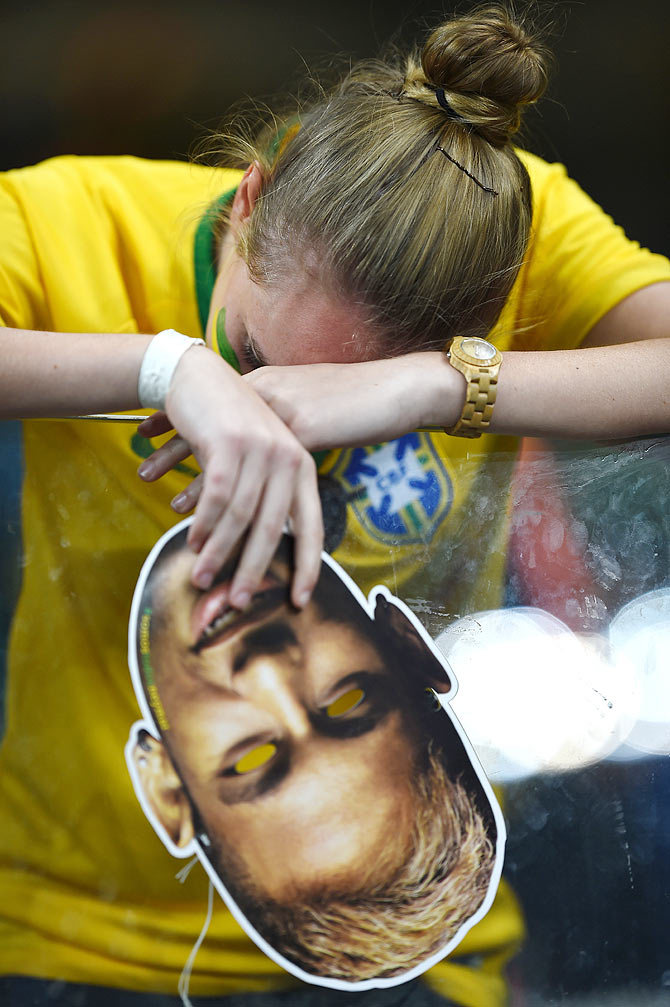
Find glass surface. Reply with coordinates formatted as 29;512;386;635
1;426;669;1006
462;337;496;360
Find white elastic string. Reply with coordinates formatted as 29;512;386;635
175;856;200;884
178;880;214;1007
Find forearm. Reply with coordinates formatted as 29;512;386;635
0;328;153;419
420;340;670;440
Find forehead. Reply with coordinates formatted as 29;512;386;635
144;539;200;632
245;271;381;365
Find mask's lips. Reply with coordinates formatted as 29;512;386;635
190;573;289;654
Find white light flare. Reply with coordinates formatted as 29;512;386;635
435;608;639;782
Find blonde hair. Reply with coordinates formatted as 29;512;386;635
220;5;550;353
213;747;496;981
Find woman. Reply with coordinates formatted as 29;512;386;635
0;5;669;1005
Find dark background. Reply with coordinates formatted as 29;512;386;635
1;0;669;256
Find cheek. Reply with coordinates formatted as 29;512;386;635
211;259;254;365
215;303;250;371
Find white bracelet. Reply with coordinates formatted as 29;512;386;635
138;329;205;411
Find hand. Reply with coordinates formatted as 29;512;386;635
136;346;323;608
244;353;461;451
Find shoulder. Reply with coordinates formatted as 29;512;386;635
2;153;228;187
515;150;597;234
0;157;242;331
501;150;670;350
516;149;566;186
2;155;242;230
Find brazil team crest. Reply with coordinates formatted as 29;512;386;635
328;433;454;545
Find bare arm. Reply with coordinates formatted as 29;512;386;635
481;282;670;439
580;282;670;348
491;354;670;442
243;283;670;447
0;328;151;418
0;326;323;607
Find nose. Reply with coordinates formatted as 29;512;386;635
238;649;311;740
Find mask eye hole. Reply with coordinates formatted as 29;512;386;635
233;743;277;775
326;687;365;719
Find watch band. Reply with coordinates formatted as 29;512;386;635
445;336;503;438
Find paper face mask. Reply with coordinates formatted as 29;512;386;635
125;519;505;990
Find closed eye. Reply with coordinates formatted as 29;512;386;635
242;336;267;371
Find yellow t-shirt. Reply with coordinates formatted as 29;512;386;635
0;153;668;1005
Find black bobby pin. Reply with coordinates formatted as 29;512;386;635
435;144;499;196
427;84;469;128
383;90;499;197
434;87;462;120
425;85;498;194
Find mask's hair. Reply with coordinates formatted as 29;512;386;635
206;745;495;980
210;4;550;354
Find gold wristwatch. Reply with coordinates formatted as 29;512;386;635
445;335;503;438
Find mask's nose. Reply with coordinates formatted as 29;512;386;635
239;648;311;740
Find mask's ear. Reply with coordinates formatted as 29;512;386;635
372;593;452;693
229;161;264;234
130;730;194;849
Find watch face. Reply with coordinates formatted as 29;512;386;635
461;337;497;361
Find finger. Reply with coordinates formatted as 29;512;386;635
171;472;204;513
189;454;264;588
137;411;174;437
187;452;244;554
227;467;297;609
288;457;324;608
137;434;193;481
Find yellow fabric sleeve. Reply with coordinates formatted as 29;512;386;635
491;152;670;352
0;175;50;329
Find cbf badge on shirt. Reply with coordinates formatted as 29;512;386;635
125;518;505;991
328;433;454;542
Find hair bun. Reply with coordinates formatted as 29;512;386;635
410;5;550;145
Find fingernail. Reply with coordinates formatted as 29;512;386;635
171;492;187;510
194;570;213;590
138;461;154;478
232;589;251;610
296;590;310;608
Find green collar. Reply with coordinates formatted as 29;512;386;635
193;187;240;371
